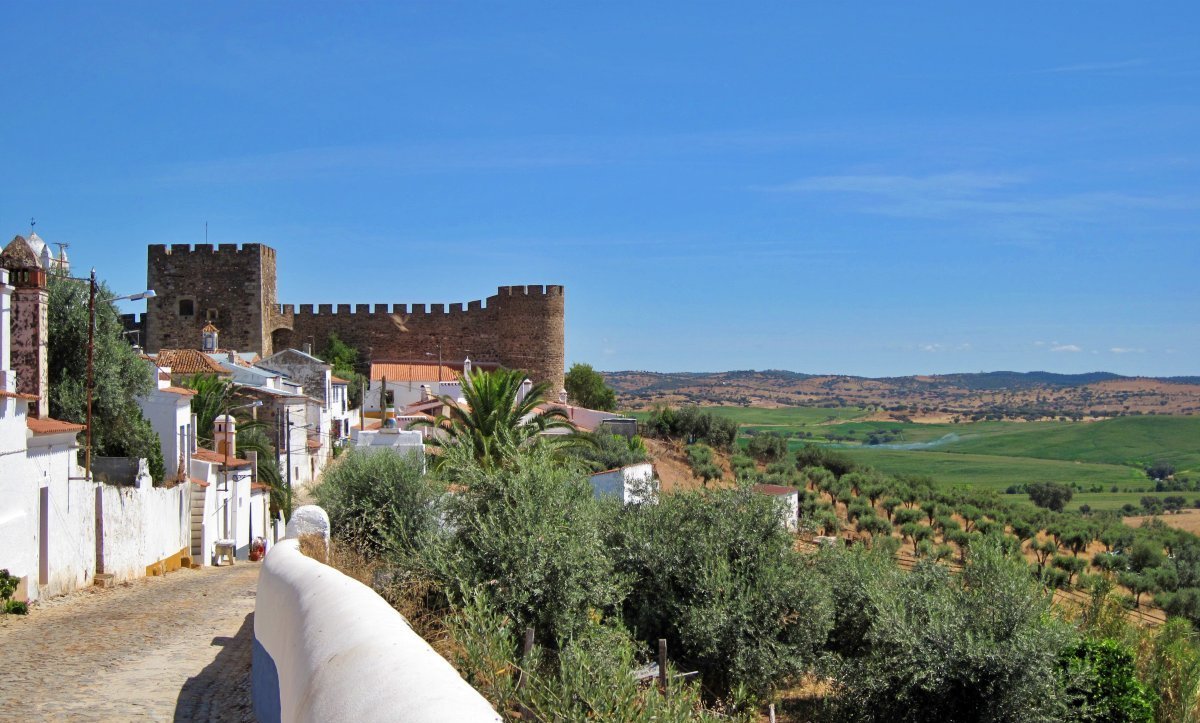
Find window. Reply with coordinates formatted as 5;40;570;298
205;308;219;322
178;299;195;317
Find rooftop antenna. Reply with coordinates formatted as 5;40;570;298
205;221;208;243
29;216;36;234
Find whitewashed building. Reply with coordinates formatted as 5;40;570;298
589;463;658;504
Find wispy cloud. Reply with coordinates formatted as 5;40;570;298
918;342;972;353
1051;344;1083;353
766;172;1021;198
1111;347;1146;354
1034;59;1148;74
760;171;1200;223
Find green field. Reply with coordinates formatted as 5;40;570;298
670;406;1200;512
838;448;1147;492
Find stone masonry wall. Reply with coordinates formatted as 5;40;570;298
144;244;565;391
145;244;271;355
11;286;48;417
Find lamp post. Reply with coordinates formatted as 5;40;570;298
84;269;155;480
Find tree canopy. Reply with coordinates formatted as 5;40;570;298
47;275;164;481
1028;481;1074;513
317;331;365;408
564;362;617;411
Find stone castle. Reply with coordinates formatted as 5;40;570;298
133;243;565;390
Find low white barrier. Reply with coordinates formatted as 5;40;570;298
252;507;500;723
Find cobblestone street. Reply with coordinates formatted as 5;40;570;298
0;563;259;722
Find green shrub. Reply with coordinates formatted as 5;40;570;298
566;431;649;473
447;592;734;722
610;486;833;699
1061;639;1155;722
313;448;442;557
431;446;626;645
821;539;1075;722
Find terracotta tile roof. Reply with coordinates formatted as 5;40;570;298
370;362;460;382
161;386;197;397
155;349;228;376
190;476;211;488
0;389;38;401
752;484;798;497
330;375;351;384
201;323;219;333
27;417;86;435
306;438;320;450
251;482;271;491
191;448;252;467
404;398;448;413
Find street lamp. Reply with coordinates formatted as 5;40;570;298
85;268;155;480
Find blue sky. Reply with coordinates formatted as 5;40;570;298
4;3;1198;377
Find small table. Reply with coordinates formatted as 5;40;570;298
214;539;236;566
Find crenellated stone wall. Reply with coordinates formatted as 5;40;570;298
143;244;565;390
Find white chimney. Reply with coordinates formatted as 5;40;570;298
463;356;472;377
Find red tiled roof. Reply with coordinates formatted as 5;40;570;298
0;389;38;401
752;484;798;497
161;386;197;397
155;349;228;375
27;417;86;435
330;375;351;384
370;362;460;382
191;448;252;467
404;398;448;413
190;476;211;488
251;482;271;491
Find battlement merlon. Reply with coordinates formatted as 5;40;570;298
149;243;276;259
272;285;563;320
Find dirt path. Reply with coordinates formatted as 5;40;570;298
0;563;259;722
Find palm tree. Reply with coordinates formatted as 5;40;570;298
236;421;292;518
418;367;572;470
180;373;235;442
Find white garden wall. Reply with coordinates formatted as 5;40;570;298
253;514;500;723
98;475;191;582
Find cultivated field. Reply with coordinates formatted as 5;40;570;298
639;407;1200;512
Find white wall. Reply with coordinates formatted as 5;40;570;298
98;474;191;583
38;476;97;598
0;398;36;598
253;532;500;723
589;463;657;504
137;387;192;481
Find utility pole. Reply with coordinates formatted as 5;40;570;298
85;269;95;479
285;409;292;513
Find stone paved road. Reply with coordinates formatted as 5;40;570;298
0;563;259;722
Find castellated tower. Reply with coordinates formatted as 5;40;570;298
144;244;277;356
143;243;565;390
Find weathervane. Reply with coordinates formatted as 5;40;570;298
29;216;36;233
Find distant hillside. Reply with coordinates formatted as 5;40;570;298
604;370;1200;419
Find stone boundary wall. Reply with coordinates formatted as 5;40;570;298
253;507;500;723
142;243;565;390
